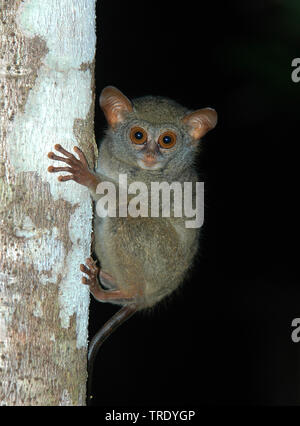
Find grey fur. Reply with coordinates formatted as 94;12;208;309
91;87;217;309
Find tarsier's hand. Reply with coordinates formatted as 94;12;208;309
47;144;98;189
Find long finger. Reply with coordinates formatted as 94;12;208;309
55;144;76;159
74;146;88;167
48;152;71;164
48;166;73;173
58;175;74;182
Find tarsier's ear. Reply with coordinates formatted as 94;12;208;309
182;108;218;141
100;86;133;128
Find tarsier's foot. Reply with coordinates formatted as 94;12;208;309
47;144;98;189
80;258;136;303
99;270;118;290
80;257;100;292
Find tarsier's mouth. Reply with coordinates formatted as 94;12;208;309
143;157;156;167
137;158;163;171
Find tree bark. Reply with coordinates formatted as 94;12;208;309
0;0;96;405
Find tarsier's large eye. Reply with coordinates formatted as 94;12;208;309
130;126;147;144
158;131;177;149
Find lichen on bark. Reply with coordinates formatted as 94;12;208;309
0;0;96;406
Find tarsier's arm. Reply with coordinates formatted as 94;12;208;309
47;144;139;404
48;144;138;297
48;144;140;304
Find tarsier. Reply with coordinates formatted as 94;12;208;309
47;86;217;401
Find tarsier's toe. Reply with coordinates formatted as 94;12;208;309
86;257;99;274
80;263;89;274
80;260;99;290
82;276;90;285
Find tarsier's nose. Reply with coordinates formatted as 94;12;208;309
145;139;159;156
143;153;157;165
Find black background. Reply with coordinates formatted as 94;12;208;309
89;0;300;406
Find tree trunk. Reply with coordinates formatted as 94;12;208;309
0;0;96;405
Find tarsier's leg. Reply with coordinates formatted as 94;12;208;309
80;257;138;304
99;270;117;290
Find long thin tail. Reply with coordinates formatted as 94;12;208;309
87;304;138;404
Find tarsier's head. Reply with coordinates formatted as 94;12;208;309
100;86;217;174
